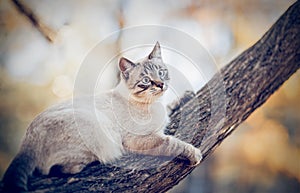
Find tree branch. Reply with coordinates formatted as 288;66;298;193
1;1;300;192
12;0;56;42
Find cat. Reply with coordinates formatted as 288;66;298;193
2;42;202;192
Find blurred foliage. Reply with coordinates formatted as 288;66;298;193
0;0;299;192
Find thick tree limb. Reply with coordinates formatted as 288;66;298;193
1;1;300;193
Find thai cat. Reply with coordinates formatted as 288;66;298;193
2;42;202;192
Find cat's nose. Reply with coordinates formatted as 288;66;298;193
154;81;164;89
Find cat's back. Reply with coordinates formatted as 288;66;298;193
26;96;101;139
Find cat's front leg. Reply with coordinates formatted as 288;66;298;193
123;134;202;165
162;135;202;165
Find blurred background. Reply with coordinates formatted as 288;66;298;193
0;0;299;192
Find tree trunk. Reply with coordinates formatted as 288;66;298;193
1;1;300;193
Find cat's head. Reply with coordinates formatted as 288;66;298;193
119;42;169;104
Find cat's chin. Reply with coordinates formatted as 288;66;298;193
129;91;166;104
154;91;164;97
129;95;161;105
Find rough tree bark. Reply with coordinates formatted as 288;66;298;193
1;1;300;193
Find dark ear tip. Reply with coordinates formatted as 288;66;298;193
148;41;162;59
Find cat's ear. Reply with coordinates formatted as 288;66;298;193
119;57;135;72
148;42;161;59
119;57;135;80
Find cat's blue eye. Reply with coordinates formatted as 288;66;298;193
158;69;166;78
142;77;151;84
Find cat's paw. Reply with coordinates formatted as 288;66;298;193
187;144;202;166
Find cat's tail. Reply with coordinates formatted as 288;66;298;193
2;150;36;192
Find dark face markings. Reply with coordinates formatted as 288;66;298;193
135;84;149;94
127;60;169;98
151;81;164;89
